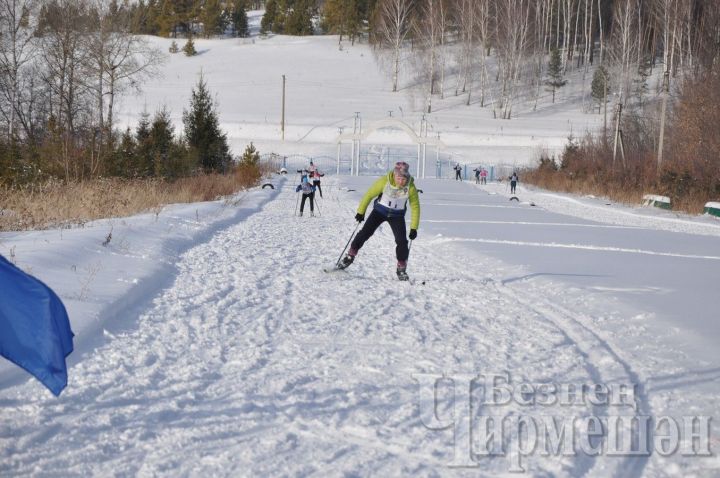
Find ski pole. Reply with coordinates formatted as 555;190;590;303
314;197;322;217
335;221;361;268
294;191;301;216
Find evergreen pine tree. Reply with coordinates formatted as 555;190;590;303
285;0;315;35
231;0;249;37
545;48;567;103
169;40;179;53
321;0;361;40
201;0;225;37
0;139;10;183
182;74;232;173
183;35;197;56
157;0;175;37
240;142;260;165
135;112;153;177
150;108;175;177
591;65;610;114
261;0;278;34
113;128;136;177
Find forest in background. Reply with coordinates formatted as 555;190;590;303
1;0;718;218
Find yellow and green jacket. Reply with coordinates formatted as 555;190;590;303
356;172;420;230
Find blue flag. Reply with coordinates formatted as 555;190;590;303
0;254;74;396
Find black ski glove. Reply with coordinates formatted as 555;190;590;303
409;229;417;240
355;213;365;223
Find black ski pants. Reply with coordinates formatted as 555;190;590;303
313;180;322;198
351;209;409;262
510;181;517;194
300;192;315;212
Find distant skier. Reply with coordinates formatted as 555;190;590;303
311;169;325;198
338;161;420;281
480;168;488;185
295;175;316;217
510;172;519;194
473;167;481;184
454;163;463;181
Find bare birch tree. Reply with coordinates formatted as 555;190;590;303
495;0;532;119
373;0;414;92
88;0;164;174
413;0;450;112
0;0;38;141
37;0;94;179
607;0;639;103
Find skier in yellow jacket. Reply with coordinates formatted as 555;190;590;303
339;161;420;281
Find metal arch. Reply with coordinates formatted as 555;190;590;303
335;117;446;179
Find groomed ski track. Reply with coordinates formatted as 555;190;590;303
0;175;697;477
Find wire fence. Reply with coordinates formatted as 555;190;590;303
259;150;517;182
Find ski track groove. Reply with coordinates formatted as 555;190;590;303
493;282;651;478
0;177;648;476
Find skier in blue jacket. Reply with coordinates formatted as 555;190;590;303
296;175;316;217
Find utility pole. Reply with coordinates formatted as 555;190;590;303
657;70;670;170
612;101;622;166
601;69;608;145
336;126;343;175
281;74;286;141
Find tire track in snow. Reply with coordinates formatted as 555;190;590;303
491;280;652;478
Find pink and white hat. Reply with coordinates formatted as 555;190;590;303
394;161;410;178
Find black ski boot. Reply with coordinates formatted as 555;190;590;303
396;267;409;281
337;254;355;270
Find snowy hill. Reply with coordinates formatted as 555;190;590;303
116;20;600;168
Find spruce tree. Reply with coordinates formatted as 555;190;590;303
261;0;279;34
231;0;249;37
157;0;175;37
285;0;315;35
183;35;197;56
169;40;179;53
545;48;567;103
135;112;153;177
182;74;231;173
591;66;610;114
321;0;361;40
113;128;136;177
201;0;225;37
150;108;175;177
240;142;260;165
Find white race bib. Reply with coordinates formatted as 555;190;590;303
378;182;409;211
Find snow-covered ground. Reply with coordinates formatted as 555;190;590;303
1;174;718;476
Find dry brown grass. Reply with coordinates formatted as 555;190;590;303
524;169;645;205
524;167;711;214
0;165;265;231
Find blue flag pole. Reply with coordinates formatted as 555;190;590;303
0;254;74;396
